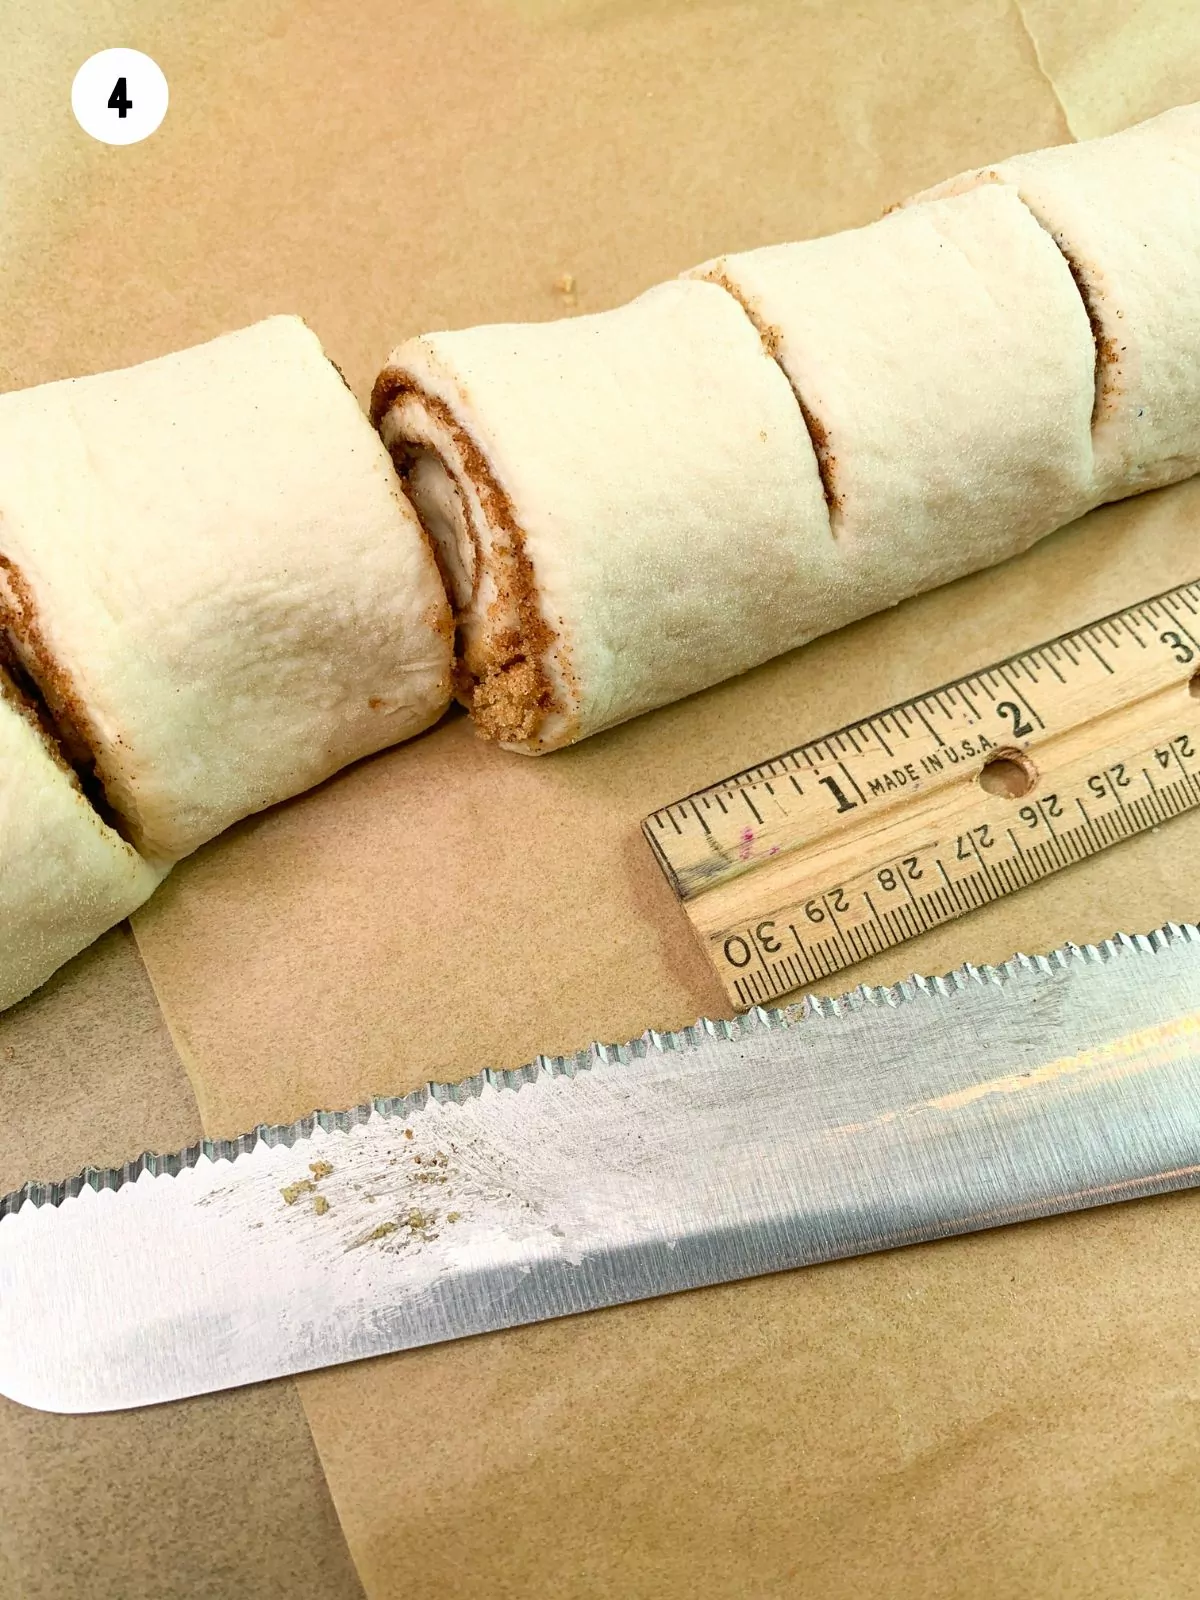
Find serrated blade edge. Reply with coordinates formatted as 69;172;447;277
4;917;1200;1413
4;920;1197;1218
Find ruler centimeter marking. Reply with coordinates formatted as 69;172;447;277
643;578;1200;1010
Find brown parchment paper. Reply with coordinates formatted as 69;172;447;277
0;933;365;1598
3;0;1200;1595
1018;0;1200;138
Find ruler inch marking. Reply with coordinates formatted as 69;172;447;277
649;576;1200;1004
996;665;1045;730
1159;595;1200;656
839;760;869;808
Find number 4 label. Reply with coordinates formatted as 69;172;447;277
107;77;133;118
72;49;168;145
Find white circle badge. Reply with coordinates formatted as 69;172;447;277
72;49;168;146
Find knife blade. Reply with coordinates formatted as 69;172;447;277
3;922;1200;1414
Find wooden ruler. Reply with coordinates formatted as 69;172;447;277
644;578;1200;1009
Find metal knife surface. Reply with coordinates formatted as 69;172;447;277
4;923;1200;1414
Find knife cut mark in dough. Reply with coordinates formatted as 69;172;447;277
1055;243;1115;425
687;185;1096;629
913;167;1114;428
902;103;1200;500
701;266;841;520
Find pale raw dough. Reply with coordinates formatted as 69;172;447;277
0;669;164;1014
689;183;1097;592
905;101;1200;500
373;279;834;752
0;316;452;863
374;199;1099;755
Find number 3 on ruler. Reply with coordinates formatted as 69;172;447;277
1161;631;1195;664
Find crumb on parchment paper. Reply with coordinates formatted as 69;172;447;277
312;1194;330;1216
281;1179;315;1205
309;1160;333;1180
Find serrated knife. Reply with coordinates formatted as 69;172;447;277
4;924;1200;1414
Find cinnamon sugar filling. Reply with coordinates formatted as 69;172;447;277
1056;243;1120;425
371;370;565;745
0;557;126;834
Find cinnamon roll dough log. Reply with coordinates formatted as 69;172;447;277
689;184;1097;591
0;316;453;864
0;670;164;1013
906;102;1200;500
372;280;835;753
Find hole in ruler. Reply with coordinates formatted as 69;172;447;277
979;749;1037;799
1190;670;1200;699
